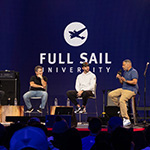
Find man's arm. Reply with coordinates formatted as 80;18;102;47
75;76;83;97
121;77;137;85
37;75;47;89
75;76;80;92
41;78;47;88
30;81;44;89
116;74;123;84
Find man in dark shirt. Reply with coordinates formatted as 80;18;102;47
23;65;48;113
108;59;138;126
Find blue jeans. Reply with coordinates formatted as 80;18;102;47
23;90;48;109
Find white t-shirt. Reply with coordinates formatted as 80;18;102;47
75;71;96;93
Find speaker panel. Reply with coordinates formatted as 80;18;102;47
0;79;20;105
107;90;120;106
105;106;120;118
50;106;77;127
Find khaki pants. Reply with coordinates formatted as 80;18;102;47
108;88;135;119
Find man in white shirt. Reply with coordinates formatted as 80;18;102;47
67;62;96;113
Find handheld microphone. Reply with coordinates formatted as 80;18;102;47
117;69;122;76
116;69;122;79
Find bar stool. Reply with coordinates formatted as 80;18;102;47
25;86;49;116
128;95;137;125
77;84;98;123
24;96;49;117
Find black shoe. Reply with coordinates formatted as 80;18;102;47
37;108;42;113
79;107;86;113
74;107;81;113
25;107;34;113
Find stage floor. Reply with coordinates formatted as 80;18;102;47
1;121;147;134
2;115;148;132
73;122;146;132
45;122;146;132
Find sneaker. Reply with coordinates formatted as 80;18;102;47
123;118;131;126
74;107;81;113
25;107;34;113
117;111;121;117
37;108;42;113
79;107;86;113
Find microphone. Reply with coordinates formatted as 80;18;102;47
116;69;122;79
117;69;122;76
144;62;149;76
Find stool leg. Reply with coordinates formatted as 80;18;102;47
78;99;82;123
95;99;98;117
132;97;137;125
79;113;81;122
46;102;49;115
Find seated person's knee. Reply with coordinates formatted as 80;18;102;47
108;92;112;98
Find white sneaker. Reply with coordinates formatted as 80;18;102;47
74;107;81;113
79;107;86;113
117;111;121;117
123;118;131;126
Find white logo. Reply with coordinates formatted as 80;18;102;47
64;22;88;47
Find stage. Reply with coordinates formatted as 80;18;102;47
2;115;147;132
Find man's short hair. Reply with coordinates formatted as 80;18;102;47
111;127;133;150
88;117;102;133
123;59;132;65
108;117;123;133
34;65;42;72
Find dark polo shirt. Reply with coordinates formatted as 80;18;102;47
30;75;47;91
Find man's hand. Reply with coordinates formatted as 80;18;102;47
77;90;83;97
120;77;126;82
30;81;45;89
116;74;121;79
116;74;124;84
41;85;45;89
116;74;126;82
37;74;43;80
